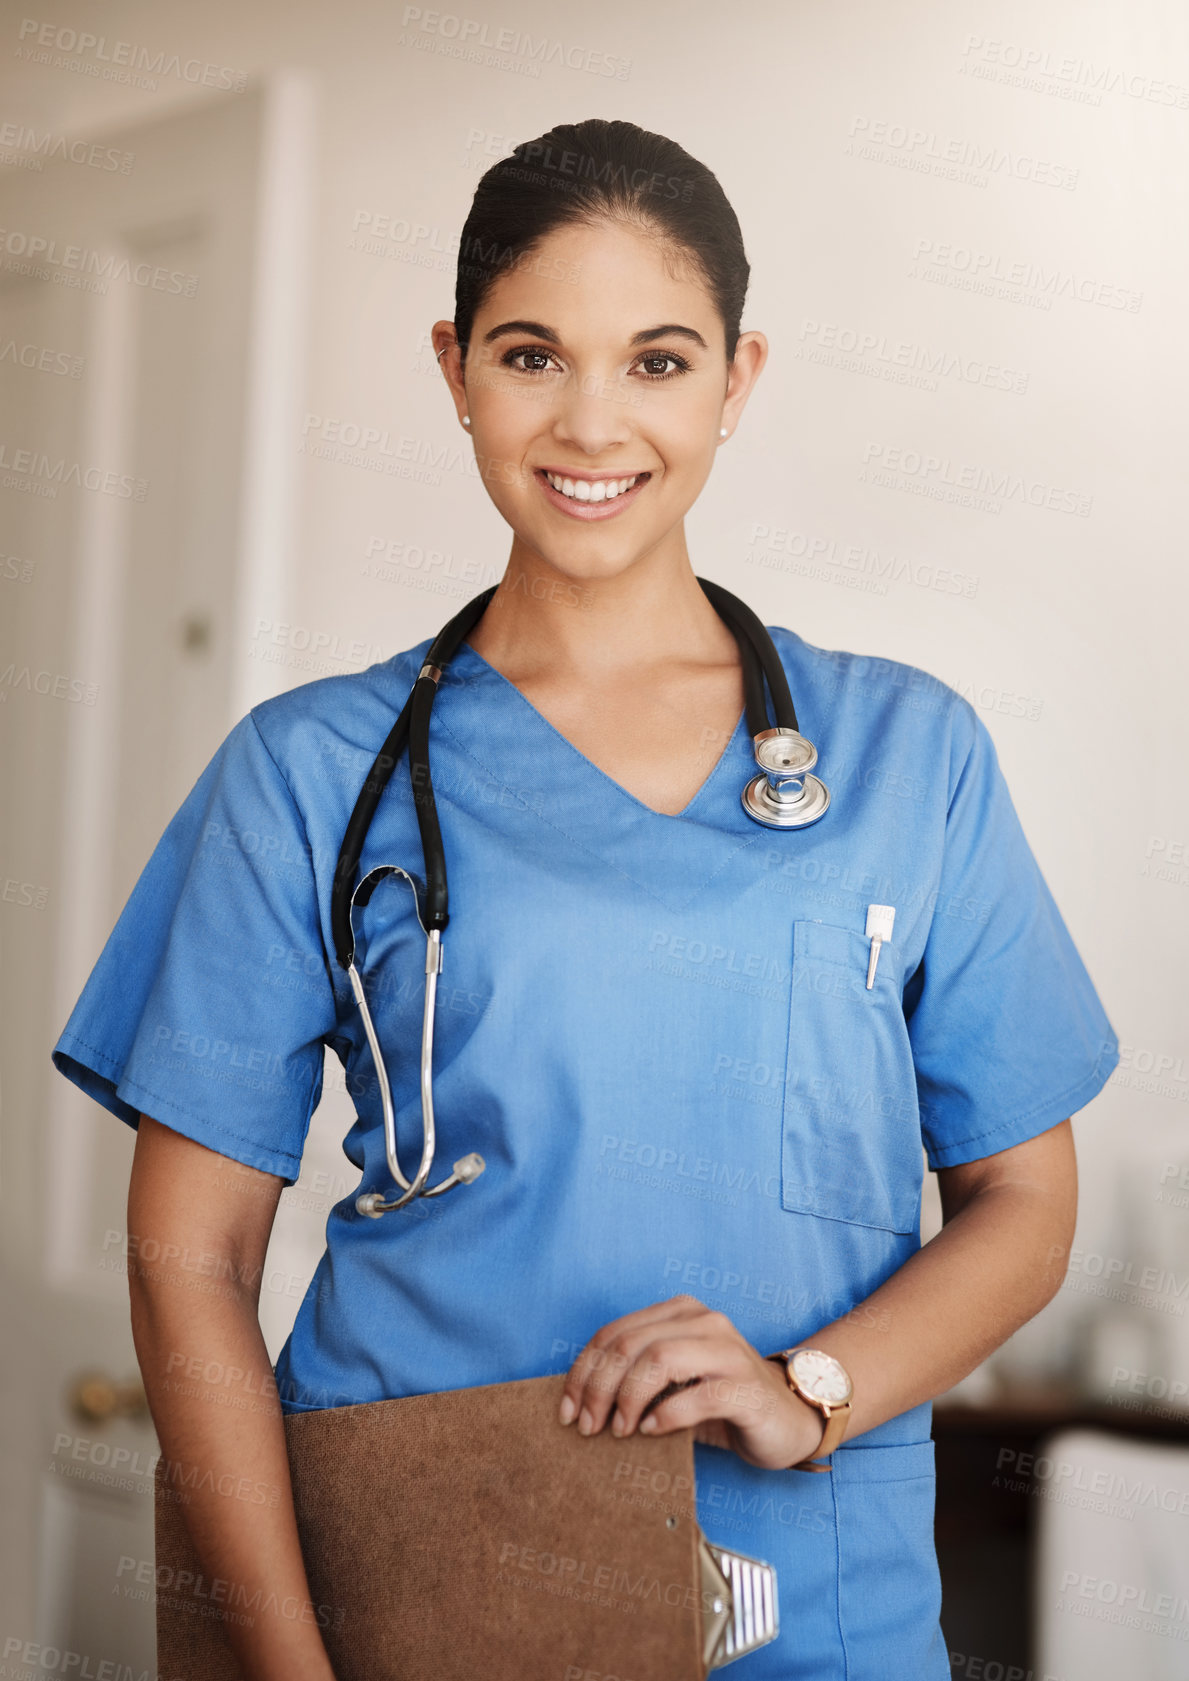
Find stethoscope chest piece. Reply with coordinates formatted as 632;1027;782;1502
332;579;831;1216
742;728;830;829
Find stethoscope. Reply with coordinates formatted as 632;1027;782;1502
330;579;829;1217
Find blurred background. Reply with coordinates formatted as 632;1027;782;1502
1;0;1186;1674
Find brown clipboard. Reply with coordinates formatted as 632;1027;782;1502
153;1370;778;1680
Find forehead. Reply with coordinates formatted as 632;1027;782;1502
475;218;720;341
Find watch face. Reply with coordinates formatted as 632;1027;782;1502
790;1348;852;1405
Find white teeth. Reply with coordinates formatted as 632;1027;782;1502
545;471;641;502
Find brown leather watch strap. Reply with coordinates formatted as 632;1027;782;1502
765;1351;851;1472
794;1401;850;1471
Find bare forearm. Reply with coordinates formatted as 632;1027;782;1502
793;1178;1074;1441
130;1275;337;1681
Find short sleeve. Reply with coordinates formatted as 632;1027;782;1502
51;711;339;1184
907;700;1119;1170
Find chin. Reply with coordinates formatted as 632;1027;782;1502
536;548;651;589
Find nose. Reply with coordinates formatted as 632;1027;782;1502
548;366;634;456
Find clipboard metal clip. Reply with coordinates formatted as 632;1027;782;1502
699;1533;780;1667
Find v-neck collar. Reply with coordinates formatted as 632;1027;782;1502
448;637;748;821
427;638;765;914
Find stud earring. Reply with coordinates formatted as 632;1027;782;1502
719;427;727;438
462;415;471;427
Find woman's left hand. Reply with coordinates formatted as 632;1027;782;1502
558;1294;824;1470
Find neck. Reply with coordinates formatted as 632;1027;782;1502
466;535;740;686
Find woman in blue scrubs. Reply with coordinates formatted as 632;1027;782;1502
52;118;1118;1678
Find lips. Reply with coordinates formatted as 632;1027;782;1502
534;468;652;521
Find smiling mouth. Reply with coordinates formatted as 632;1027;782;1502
537;468;651;504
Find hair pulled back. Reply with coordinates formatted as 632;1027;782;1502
453;118;750;364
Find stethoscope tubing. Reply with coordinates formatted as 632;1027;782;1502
695;577;801;737
331;585;497;969
332;579;823;1215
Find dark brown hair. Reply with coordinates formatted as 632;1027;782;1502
453;118;750;364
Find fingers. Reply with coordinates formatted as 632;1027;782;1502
626;1349;773;1441
558;1294;707;1428
560;1297;752;1439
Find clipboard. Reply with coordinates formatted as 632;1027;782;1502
153;1370;778;1678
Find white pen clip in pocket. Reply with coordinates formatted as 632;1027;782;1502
864;904;896;989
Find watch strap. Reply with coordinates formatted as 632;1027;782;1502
765;1350;851;1472
795;1401;850;1471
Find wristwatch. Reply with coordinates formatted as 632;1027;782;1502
765;1346;853;1472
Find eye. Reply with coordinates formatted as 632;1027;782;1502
500;344;560;375
498;344;694;381
633;351;693;381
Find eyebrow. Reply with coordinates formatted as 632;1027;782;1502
481;319;709;351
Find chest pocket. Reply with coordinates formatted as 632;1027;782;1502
782;920;922;1235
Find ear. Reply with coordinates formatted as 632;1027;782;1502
430;320;469;428
720;330;768;435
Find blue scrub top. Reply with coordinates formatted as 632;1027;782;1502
52;623;1118;1679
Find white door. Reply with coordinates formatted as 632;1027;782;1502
0;74;314;1660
